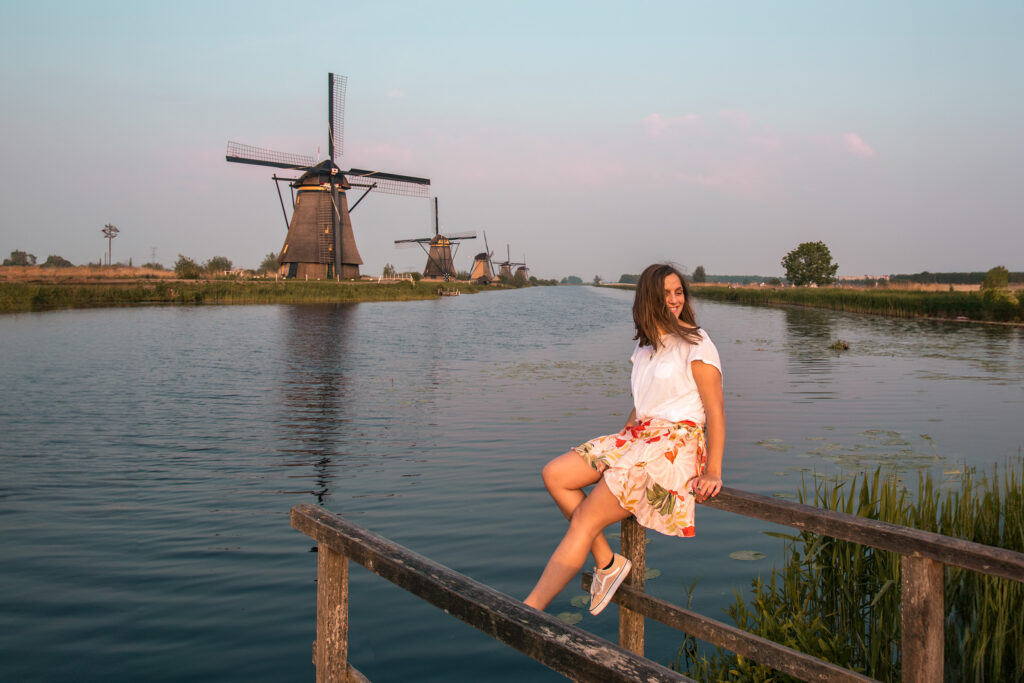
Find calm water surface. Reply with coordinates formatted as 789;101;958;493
1;287;1021;681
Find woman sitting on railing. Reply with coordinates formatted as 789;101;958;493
524;263;725;616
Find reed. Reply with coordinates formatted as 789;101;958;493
677;457;1024;681
0;280;486;313
692;285;1023;323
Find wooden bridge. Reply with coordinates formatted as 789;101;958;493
291;486;1024;682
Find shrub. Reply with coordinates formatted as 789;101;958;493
174;254;202;279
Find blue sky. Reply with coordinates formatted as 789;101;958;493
1;1;1021;279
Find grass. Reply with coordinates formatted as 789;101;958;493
676;457;1024;681
0;279;487;313
692;285;1024;323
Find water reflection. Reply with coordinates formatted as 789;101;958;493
782;306;838;401
278;304;356;502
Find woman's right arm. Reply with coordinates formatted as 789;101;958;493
623;407;637;430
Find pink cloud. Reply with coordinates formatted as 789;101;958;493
719;109;752;128
642;113;700;138
842;132;876;158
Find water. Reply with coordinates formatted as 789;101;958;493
1;287;1021;681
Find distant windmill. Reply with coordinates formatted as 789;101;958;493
469;231;496;284
225;73;430;280
496;244;525;279
394;198;475;281
515;254;530;280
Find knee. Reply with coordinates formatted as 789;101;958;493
541;457;562;489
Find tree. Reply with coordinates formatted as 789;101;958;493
204;256;232;274
781;241;838;286
141;262;164;270
381;263;396;278
692;265;706;283
618;273;639;284
259;252;279;274
3;250;37;266
561;275;583;285
174;254;202;279
41;254;74;268
981;266;1010;292
593;275;603;285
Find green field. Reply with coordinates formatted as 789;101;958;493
692;285;1024;323
0;279;488;314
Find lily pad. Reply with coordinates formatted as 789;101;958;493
645;568;662;580
570;595;590;609
729;550;767;561
556;611;582;625
756;439;793;452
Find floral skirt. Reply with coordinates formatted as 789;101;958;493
573;418;707;537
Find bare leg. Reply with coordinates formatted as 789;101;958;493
541;451;616;569
524;478;631;610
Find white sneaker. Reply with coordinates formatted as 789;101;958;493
589;553;632;615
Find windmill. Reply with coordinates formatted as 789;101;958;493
469;231;496;284
394;198;475;281
225;73;430;280
496;244;525;279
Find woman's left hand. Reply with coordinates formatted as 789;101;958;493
691;474;723;502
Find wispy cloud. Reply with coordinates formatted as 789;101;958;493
719;109;752;129
642;113;700;138
842;132;876;158
387;88;406;99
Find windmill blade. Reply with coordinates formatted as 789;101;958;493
483;230;491;254
226;141;315;170
328;73;347;161
394;237;432;246
346;168;430;198
442;231;477;240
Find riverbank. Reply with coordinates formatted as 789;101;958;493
0;279;487;313
690;284;1024;324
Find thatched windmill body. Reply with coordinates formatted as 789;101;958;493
226;73;430;280
394;198;475;281
469;231;496;284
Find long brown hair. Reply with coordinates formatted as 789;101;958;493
633;263;701;350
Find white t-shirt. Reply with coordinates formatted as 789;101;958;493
630;328;722;424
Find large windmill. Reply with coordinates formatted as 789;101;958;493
226;73;430;280
394;198;475;281
496;245;526;279
469;231;496;284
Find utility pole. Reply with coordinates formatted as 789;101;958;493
102;224;119;266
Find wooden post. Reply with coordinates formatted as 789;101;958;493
618;517;646;656
316;542;349;683
901;555;943;683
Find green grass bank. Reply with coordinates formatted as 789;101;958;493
0;279;488;314
692;285;1024;324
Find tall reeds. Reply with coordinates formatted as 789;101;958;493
0;280;484;313
678;457;1024;681
693;286;1023;323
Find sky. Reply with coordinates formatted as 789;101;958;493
1;1;1022;280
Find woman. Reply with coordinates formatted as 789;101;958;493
524;263;724;615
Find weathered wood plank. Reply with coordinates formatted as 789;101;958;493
901;556;944;683
315;542;349;683
292;504;692;683
583;575;878;683
618;517;646;656
700;487;1024;582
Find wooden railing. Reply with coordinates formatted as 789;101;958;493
292;485;1024;682
291;503;690;683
